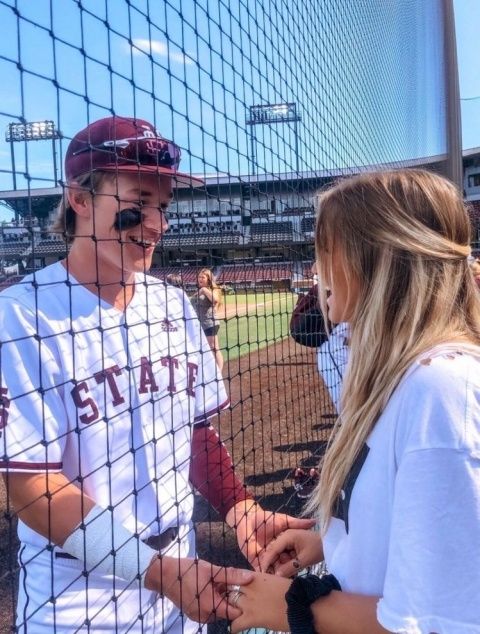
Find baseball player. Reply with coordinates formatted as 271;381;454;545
0;116;312;633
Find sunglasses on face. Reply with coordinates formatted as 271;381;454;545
72;136;181;170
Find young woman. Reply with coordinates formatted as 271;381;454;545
227;169;480;633
191;268;224;370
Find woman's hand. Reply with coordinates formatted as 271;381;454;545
227;572;292;633
259;528;323;577
225;500;316;570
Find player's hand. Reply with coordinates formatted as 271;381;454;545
227;572;291;633
259;528;324;577
225;500;316;571
145;556;254;623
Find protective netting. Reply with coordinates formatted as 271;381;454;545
0;1;453;632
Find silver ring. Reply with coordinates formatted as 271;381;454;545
229;590;242;608
227;584;241;593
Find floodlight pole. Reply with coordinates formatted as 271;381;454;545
52;136;59;187
294;117;300;175
8;137;17;191
250;123;257;177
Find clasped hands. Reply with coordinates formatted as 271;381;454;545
146;505;319;627
222;525;324;632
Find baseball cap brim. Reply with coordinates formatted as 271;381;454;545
98;165;204;188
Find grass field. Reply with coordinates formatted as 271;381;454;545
218;290;296;361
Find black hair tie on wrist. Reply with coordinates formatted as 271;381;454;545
285;573;341;634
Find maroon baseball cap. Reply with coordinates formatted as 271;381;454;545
64;116;203;187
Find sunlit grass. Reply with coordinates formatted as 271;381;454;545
218;291;296;361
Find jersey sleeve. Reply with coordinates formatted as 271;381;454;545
0;298;67;472
377;355;480;632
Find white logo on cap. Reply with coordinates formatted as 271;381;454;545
141;128;156;139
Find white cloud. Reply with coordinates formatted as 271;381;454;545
131;38;194;65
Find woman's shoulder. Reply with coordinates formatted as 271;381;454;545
403;344;480;391
379;343;480;455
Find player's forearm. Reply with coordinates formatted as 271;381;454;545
189;424;254;519
2;471;95;546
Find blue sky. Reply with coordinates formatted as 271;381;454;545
0;0;478;220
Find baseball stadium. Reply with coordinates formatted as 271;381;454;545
1;1;480;633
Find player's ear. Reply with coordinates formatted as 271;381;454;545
67;182;92;219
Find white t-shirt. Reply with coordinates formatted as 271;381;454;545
0;261;228;548
323;344;480;634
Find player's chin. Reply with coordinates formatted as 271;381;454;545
126;253;155;273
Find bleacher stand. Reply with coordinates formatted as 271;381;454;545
149;267;203;285
301;217;315;233
217;262;294;285
250;221;293;243
160;232;242;247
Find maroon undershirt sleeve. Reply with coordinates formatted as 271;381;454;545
189;422;254;520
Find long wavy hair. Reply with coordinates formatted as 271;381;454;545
308;169;480;530
198;268;223;308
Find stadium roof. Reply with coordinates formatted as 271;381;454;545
1;148;479;205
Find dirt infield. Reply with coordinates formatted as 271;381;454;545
195;337;334;557
0;338;334;633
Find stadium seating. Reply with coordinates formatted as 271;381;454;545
0;274;25;292
301;217;315;233
159;232;243;247
250;221;293;242
31;240;66;256
149;267;203;284
467;199;480;223
217;262;294;283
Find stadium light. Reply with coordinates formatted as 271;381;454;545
246;103;301;175
5;120;60;190
6;120;59;142
246;103;300;125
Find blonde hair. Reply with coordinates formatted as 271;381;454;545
198;268;223;308
50;171;115;243
309;169;480;530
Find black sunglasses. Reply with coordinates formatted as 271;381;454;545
72;136;181;170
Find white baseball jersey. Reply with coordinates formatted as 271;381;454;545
0;260;228;632
317;322;349;411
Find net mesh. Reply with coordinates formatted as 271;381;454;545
0;0;451;632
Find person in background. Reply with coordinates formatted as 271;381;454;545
227;169;480;634
290;264;349;413
470;257;480;289
165;272;184;288
191;267;224;370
